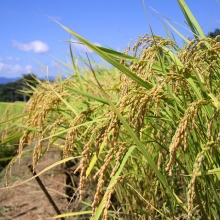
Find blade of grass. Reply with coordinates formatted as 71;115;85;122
69;41;85;92
1;156;80;190
67;40;140;61
0;156;15;162
48;82;80;116
65;86;109;105
163;19;190;44
127;183;172;220
177;0;206;39
35;118;107;142
0;113;29;126
53;210;93;218
51;18;153;90
149;6;199;41
86;135;110;178
186;167;220;177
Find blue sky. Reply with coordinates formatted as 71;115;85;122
0;0;219;79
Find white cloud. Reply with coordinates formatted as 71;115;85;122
6;56;13;61
12;40;49;53
6;56;20;62
0;56;20;62
0;62;33;77
0;62;22;74
50;60;59;68
25;65;33;73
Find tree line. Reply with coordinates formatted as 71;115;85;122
208;28;220;39
0;74;39;102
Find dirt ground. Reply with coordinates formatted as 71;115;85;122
0;146;74;220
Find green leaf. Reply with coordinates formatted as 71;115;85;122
177;0;206;39
53;210;92;218
65;86;109;105
51;19;153;90
1;156;80;190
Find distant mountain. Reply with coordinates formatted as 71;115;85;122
0;76;63;85
0;77;19;85
0;76;66;85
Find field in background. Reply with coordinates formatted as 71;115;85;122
0;102;26;171
0;102;25;118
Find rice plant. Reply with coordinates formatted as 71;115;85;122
1;0;220;219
